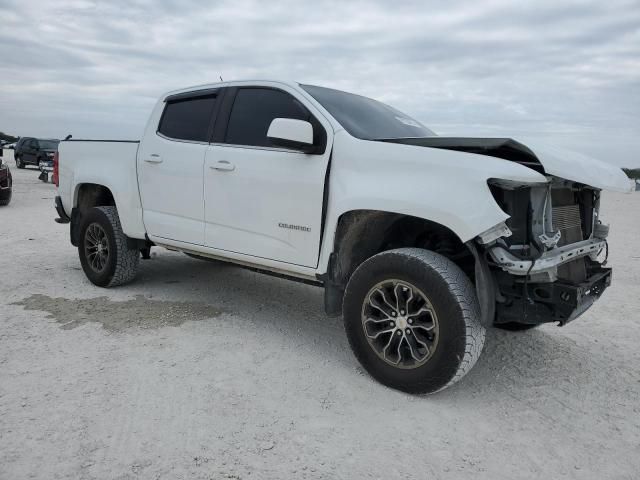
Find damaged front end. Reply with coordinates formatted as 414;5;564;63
477;179;612;327
381;135;630;327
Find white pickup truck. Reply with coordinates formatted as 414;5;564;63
54;80;632;393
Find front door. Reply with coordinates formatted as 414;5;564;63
137;91;219;245
204;87;332;268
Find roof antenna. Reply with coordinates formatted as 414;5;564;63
219;75;223;82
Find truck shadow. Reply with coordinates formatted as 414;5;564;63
128;253;621;400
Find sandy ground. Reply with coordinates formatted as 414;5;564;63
1;150;639;479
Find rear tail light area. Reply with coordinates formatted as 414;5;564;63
53;151;59;187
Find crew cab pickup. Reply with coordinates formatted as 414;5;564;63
54;80;633;393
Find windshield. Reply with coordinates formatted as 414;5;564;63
301;84;435;140
38;140;59;150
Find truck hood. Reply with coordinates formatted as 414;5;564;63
378;137;633;193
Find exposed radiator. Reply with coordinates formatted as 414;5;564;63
552;201;587;282
552;204;582;232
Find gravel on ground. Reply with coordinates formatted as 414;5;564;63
1;152;639;479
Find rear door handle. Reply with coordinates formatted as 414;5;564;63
144;154;163;163
210;160;235;172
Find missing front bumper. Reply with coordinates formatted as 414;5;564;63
495;267;612;326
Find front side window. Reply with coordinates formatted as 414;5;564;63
158;95;217;142
225;88;310;148
301;84;434;140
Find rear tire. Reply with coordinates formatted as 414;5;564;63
0;192;10;206
343;248;485;394
78;206;140;287
15;156;25;169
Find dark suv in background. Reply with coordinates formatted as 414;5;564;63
14;137;59;169
0;148;12;206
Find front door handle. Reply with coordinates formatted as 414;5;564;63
144;154;163;163
210;160;235;172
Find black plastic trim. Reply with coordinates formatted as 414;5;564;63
164;88;220;103
61;139;140;143
466;241;496;327
317;252;343;317
318;148;332;260
268;137;317;154
211;87;236;143
54;196;70;224
70;208;82;247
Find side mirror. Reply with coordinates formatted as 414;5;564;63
267;118;315;153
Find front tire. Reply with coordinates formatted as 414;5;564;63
15;156;25;169
343;248;485;394
78;206;140;287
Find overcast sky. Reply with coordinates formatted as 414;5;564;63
1;0;639;166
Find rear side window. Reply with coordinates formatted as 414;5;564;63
158;95;217;142
225;88;310;148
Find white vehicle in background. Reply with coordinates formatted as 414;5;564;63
53;80;632;393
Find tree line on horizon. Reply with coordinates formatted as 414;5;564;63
0;131;18;143
622;168;640;180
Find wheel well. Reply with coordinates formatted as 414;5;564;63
321;210;477;317
75;183;115;212
330;210;474;288
70;184;116;247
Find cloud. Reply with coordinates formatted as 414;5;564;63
0;0;638;165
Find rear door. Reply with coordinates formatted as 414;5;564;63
203;86;332;267
137;90;220;245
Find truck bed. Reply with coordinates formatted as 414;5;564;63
57;139;146;240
